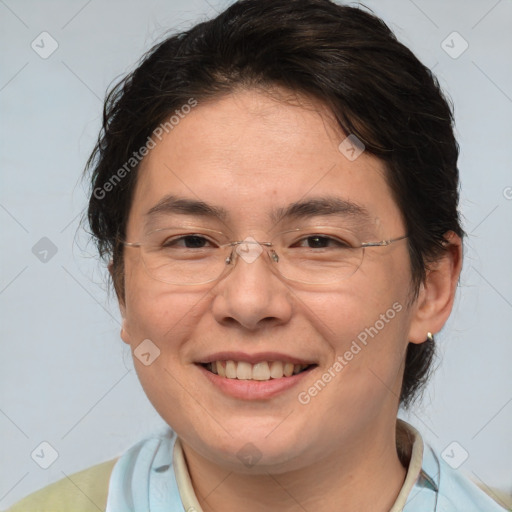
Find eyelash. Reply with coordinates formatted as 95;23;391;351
161;234;352;249
162;235;213;248
293;236;351;249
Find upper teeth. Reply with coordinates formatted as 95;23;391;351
206;361;310;380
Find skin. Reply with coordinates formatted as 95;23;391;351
115;88;462;512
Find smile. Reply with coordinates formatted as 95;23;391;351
202;360;314;381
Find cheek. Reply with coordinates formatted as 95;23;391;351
124;281;207;347
122;278;213;427
121;265;211;402
298;252;412;400
306;249;411;344
122;254;199;340
294;288;410;447
311;287;408;369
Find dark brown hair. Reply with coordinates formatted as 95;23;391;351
85;0;463;409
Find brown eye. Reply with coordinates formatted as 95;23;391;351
296;235;350;249
163;235;212;249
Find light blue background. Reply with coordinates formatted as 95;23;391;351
1;0;511;508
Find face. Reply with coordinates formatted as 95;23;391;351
119;88;422;473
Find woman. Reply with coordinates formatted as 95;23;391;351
6;0;508;510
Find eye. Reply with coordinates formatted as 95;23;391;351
294;235;351;249
162;234;216;249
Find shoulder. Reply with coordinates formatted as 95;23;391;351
437;460;510;511
424;445;510;511
399;421;510;512
3;458;117;512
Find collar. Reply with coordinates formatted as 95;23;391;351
392;419;439;511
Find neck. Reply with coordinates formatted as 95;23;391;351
180;418;409;512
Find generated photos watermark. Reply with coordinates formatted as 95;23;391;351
298;301;403;405
93;98;198;200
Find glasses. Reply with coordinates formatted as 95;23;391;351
122;225;408;286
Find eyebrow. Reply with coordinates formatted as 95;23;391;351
270;196;371;225
145;195;229;224
144;194;371;227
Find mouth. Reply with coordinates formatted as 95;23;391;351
195;352;318;400
200;360;316;381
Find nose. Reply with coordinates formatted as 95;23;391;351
210;240;293;331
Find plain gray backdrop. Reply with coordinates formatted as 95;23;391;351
1;0;511;508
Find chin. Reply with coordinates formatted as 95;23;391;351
192;424;310;474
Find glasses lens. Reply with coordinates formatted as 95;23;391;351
135;226;365;285
139;227;230;285
272;227;364;284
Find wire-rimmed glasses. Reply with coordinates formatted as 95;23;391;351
122;225;408;286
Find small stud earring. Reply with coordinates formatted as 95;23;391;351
427;332;434;341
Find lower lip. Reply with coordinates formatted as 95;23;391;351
196;364;315;400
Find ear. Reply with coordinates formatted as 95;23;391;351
108;259;131;346
408;231;463;343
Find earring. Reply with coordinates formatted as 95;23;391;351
427;332;434;341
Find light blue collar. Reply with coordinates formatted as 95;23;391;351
105;432;182;512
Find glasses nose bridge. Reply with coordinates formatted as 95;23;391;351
225;238;278;268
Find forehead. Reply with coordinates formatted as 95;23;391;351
128;88;403;235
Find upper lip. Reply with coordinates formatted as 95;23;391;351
197;351;317;365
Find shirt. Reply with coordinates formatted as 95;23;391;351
4;419;510;511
